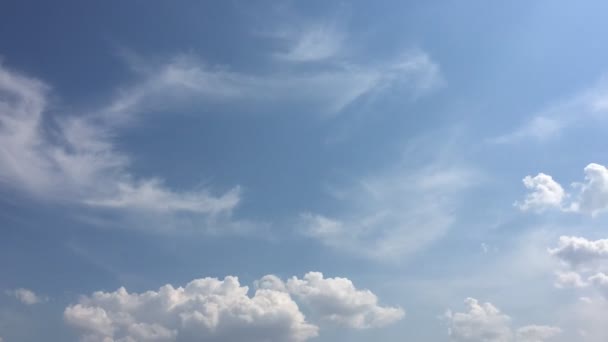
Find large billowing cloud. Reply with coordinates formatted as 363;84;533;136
518;163;608;216
65;272;402;342
515;173;565;212
258;272;404;329
445;298;560;342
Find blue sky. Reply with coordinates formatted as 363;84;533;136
3;1;608;341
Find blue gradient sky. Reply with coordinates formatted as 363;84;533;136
2;1;608;341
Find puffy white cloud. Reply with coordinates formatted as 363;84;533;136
515;325;562;342
549;236;608;268
445;298;560;342
570;163;608;216
516;173;565;212
66;272;402;342
518;163;608;216
65;276;318;342
283;272;404;329
554;271;588;288
6;288;46;305
446;298;513;342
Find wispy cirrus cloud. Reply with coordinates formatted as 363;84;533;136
300;156;479;260
492;77;608;144
110;48;442;118
0;62;241;232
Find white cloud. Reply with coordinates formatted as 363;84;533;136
549;236;608;268
518;163;608;216
65;272;402;342
515;325;562;342
0;62;242;232
550;236;608;302
515;173;565;212
445;298;560;342
114;50;441;117
446;298;513;342
274;23;344;62
492;77;608;144
301;163;478;260
570;163;608;216
6;288;46;305
554;271;588;288
65;276;318;342
280;272;404;329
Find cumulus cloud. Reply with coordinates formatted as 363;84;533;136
518;163;608;216
6;288;46;305
549;236;608;303
301;163;478;260
515;173;565;212
570;163;608;216
445;298;560;342
0;63;241;230
549;236;608;268
257;272;404;329
65;272;402;342
65;276;318;342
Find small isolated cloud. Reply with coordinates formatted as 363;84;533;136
65;272;402;342
517;163;608;217
6;288;46;305
273;23;344;62
515;173;565;212
445;298;560;342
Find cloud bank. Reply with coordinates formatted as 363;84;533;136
65;272;403;342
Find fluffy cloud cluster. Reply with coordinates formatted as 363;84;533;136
258;272;404;329
445;298;561;342
550;236;608;297
6;288;46;305
518;163;608;216
65;272;403;342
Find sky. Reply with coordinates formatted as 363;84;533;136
2;1;608;341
